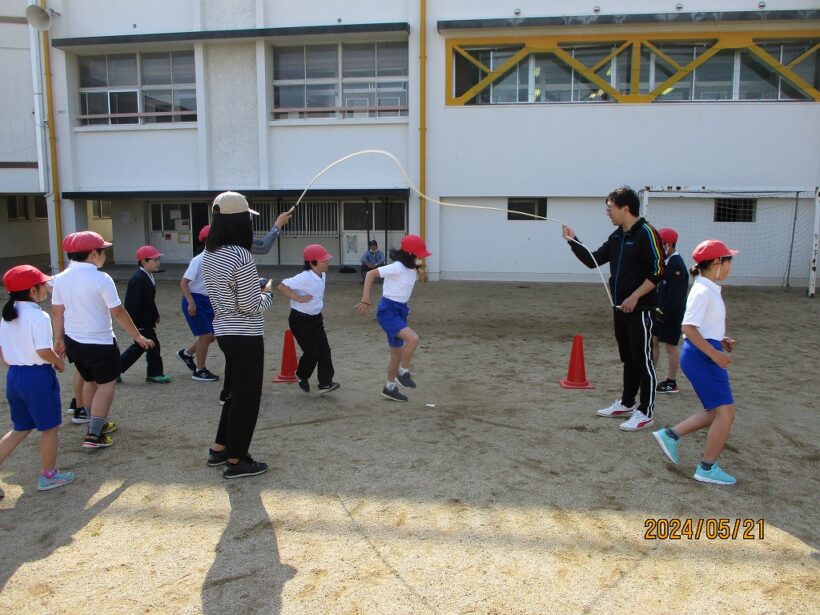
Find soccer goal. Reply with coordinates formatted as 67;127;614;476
641;186;819;295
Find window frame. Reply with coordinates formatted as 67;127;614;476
507;197;547;221
6;195;30;221
714;198;757;223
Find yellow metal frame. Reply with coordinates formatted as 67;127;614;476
445;30;820;105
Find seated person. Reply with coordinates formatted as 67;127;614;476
360;240;385;283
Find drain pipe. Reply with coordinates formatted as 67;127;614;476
418;0;427;280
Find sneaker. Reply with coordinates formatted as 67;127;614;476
381;385;408;402
83;433;113;449
656;380;679;394
297;379;310;393
219;390;230;405
65;397;77;415
694;463;736;486
71;407;90;424
207;448;229;467
146;374;172;384
223;455;268;479
318;382;340;395
101;421;117;435
619;410;655;431
37;470;76;491
652;429;680;464
596;399;636;418
395;371;416;389
177;349;197;372
192;368;220;382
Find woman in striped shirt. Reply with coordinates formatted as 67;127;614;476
202;192;274;479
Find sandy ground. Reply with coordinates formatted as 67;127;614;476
0;268;817;614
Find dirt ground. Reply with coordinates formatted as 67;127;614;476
0;268;817;614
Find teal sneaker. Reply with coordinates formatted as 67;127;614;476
38;470;76;491
146;374;171;384
694;463;736;485
653;429;680;464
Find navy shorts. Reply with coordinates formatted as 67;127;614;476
182;293;215;336
680;338;734;410
655;314;684;345
6;364;62;432
377;297;410;348
65;335;121;385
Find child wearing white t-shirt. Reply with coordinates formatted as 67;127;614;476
277;244;340;394
356;235;432;402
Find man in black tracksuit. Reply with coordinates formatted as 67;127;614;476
562;187;664;431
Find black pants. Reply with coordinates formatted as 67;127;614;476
288;309;334;386
120;327;163;377
613;309;657;418
215;335;264;460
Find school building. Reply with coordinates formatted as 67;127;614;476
1;0;818;289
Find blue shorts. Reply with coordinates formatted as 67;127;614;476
182;293;215;336
680;339;734;410
377;297;410;348
6;364;61;432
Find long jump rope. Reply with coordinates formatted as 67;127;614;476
286;149;615;309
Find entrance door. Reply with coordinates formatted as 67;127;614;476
341;201;370;265
150;203;193;263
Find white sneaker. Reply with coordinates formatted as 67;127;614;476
596;399;636;418
619;410;655;431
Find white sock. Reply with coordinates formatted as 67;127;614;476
398;367;410;376
385;381;397;390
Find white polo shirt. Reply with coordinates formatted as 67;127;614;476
51;262;121;344
281;269;326;315
379;261;417;303
682;276;726;341
0;302;53;365
183;252;207;295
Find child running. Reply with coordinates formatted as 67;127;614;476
277;244;340;394
0;265;74;496
653;239;739;485
356;234;431;402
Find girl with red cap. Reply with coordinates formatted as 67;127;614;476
653;239;739;486
0;265;75;496
277;244;340;394
356;234;431;402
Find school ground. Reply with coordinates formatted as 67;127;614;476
0;270;817;615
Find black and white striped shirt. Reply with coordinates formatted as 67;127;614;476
202;245;273;336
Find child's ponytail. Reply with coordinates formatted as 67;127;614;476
389;248;419;270
2;290;30;322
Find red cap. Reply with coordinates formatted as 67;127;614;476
400;234;431;258
62;234;75;253
657;227;678;245
303;244;333;261
3;265;52;292
136;245;163;261
692;239;739;263
71;231;112;252
198;225;211;244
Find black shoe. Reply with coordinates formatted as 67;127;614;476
177;349;197;372
193;368;220;382
219;390;230;405
381;385;408;402
71;407;90;424
656;380;680;394
318;382;340;395
207;448;229;467
223;456;268;479
395;371;416;389
297;379;310;393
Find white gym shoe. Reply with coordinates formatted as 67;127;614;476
596;399;636;418
619;409;655;431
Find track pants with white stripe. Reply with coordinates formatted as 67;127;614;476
613;309;657;418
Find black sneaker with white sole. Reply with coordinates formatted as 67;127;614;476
207;448;229;466
395;372;416;389
297;379;310;393
318;382;340;395
223;456;268;479
177;349;197;372
193;368;220;382
381;385;408;402
72;407;90;424
219;390;230;405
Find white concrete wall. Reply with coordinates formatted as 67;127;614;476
0;217;50;258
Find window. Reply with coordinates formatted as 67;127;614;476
33;196;48;219
273;42;409;119
6;195;29;220
507;198;547;221
714;198;756;223
78;51;196;125
91;200;112;219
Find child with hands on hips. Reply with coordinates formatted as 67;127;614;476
0;265;74;497
356;234;431;402
653;239;739;486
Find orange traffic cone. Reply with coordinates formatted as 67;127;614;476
559;335;595;389
273;329;299;383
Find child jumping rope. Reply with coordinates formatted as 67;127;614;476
0;265;75;497
277;244;340;394
653;240;739;485
356;234;431;402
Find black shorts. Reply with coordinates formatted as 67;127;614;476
655;317;683;345
65;336;122;384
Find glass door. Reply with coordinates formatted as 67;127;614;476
150;203;192;263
